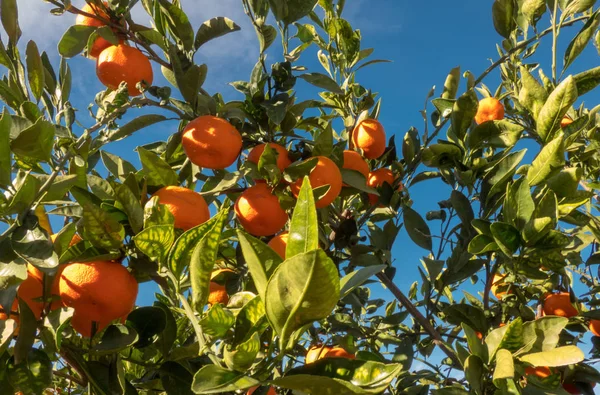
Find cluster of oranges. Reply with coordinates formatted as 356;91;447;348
1;234;138;338
76;2;153;96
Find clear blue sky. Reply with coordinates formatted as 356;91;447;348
12;0;600;363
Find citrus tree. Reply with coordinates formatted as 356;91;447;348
1;0;600;393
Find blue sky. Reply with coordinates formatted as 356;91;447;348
12;0;600;365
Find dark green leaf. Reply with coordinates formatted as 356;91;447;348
573;65;600;96
11;117;54;162
493;0;516;38
490;222;521;256
564;10;600;70
126;306;167;348
298;73;344;95
451;90;478;139
504;176;534;230
194;17;241;49
340;265;386;298
403;206;432;251
25;41;44;101
7;349;53;394
191;365;258;394
138;146;178;187
58;25;96;58
104;114;167;143
0;0;21;43
93;324;139;355
467;120;523;149
0;108;12;186
237;230;283;301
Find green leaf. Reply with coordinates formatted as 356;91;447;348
0;0;21;43
403;206;432;251
504;177;534;230
101;151;137;181
191;365;258;394
11;222;58;270
272;359;404;394
7;349;53;394
233;296;268;345
527;132;565;186
287;176;318;259
194;17;241;49
138;146;178;187
25;41;44;101
520;346;584;367
58;25;96;58
464;355;484;394
200;303;235;337
490;222;521;256
519;316;568;354
133;225;175;263
114;183;143;234
483;149;527;204
462;323;488;361
443;303;487;332
104;114;167;143
518;66;548;119
224;332;260;372
536;76;577;142
0;108;12;186
4;173;39;215
75;200;124;250
442;66;461;99
236;230;283;300
269;0;319;25
467;120;523;149
159;362;194;395
493;349;515;384
265;249;340;350
92;324;139;355
468;234;499;254
421;143;462;168
573;65;600;96
341;169;377;194
298;73;344;95
564;10;600;70
546;167;582;198
159;0;194;50
190;209;228;312
450;190;475;229
126;306;167;348
256;24;277;54
493;0;516;38
144;196;175;228
451;90;478;139
340;265;386;298
11;117;55;162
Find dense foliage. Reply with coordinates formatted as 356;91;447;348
1;0;600;394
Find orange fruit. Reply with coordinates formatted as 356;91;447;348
342;150;369;179
268;232;289;259
366;168;399;205
351;119;386;159
561;116;574;128
290;156;342;209
75;2;113;58
543;292;578;318
525;366;552;379
58;261;138;337
96;44;153;96
0;299;18;321
248;143;292;173
247;387;276;395
208;282;228;306
590;319;600;337
475;331;483;340
490;273;510;299
182;115;243;170
306;345;355;364
17;274;64;319
235;184;288;236
474;97;505;125
152;186;210;231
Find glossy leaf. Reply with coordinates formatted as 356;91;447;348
224;332;260;371
194;17;241;49
233;295;268;345
573;65;600;96
58;25;96;58
236;230;283;300
490;222;520;256
265;249;339;350
126;306;167;349
11;117;54;162
7;349;53;394
138;146;178;187
200;303;235;337
520;346;584;367
0;109;11;186
298;72;344;94
451;90;478;139
527;132;565;186
564;10;600;70
287;176;318;259
493;349;514;384
536;77;577;142
518;66;547;119
403;206;432;251
269;0;319;25
467;120;523;149
0;0;20;42
133;225;175;263
104;115;167;143
519;316;568;354
25;40;44;101
190;209;228;312
492;0;516;38
93;324;139;355
504;176;534;230
191;365;258;394
340;265;386;298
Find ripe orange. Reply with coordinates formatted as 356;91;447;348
248;143;292;173
247;387;276;395
208;282;228;306
182;115;243;170
342;150;369;179
590;319;600;337
543;293;578;318
268;232;289;259
235;184;288;236
152;186;210;231
76;2;113;58
290;156;342;209
367;168;399;205
525;366;553;379
0;299;18;321
490;273;509;299
351;119;386;159
475;331;483;340
58;261;138;337
475;97;505;125
306;345;355;364
96;44;153;96
561;116;574;128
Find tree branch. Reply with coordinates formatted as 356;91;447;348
377;272;462;367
